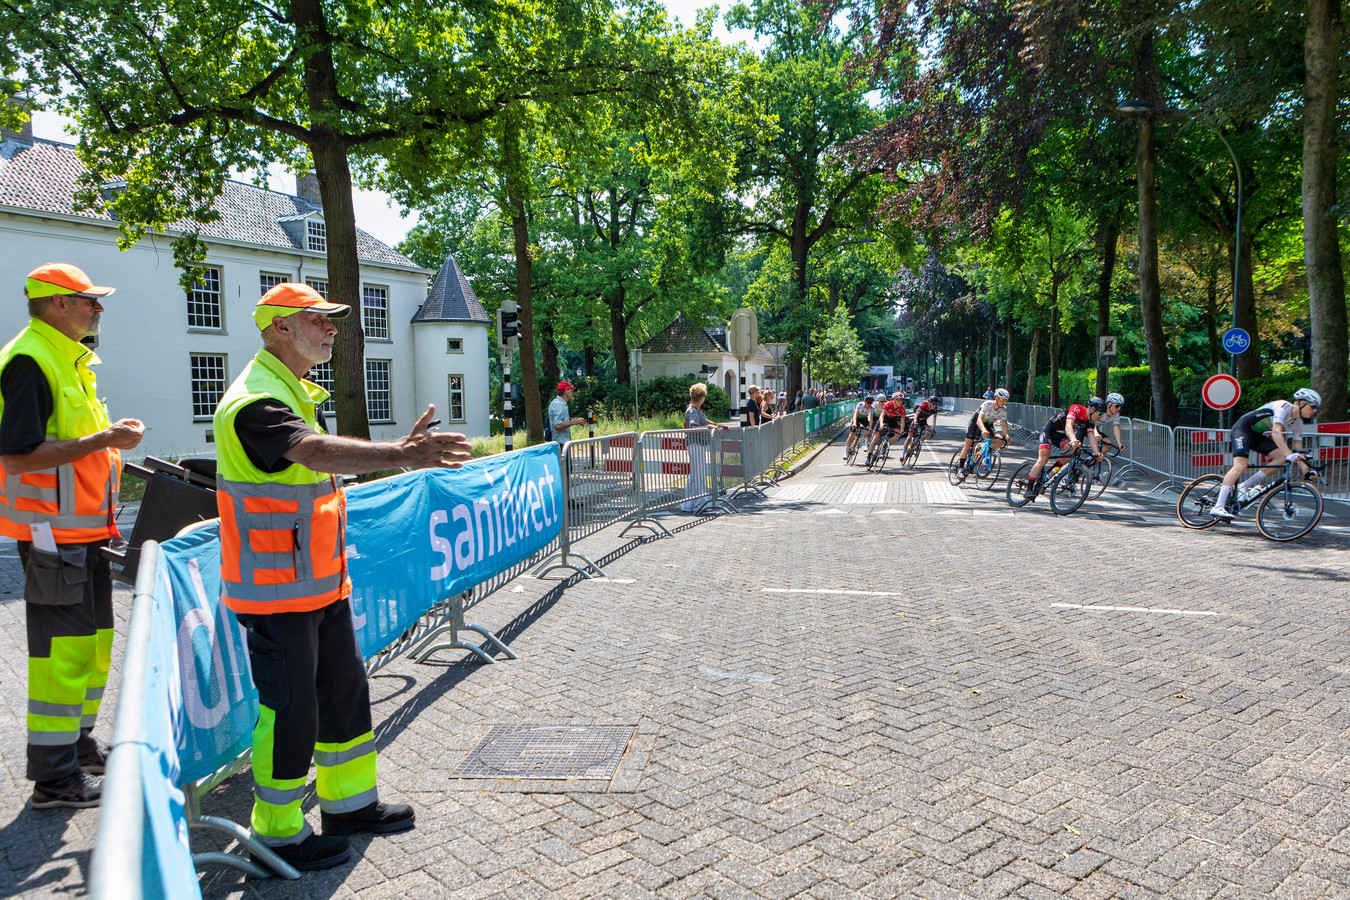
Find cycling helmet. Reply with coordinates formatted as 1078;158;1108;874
861;395;873;403
1293;388;1322;407
892;391;904;400
1068;404;1089;420
929;395;941;406
1087;397;1107;412
1106;392;1125;406
994;388;1010;400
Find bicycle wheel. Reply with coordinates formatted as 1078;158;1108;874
1256;483;1323;542
845;438;859;467
975;449;1002;491
902;436;921;469
1175;474;1224;529
1049;463;1092;516
1006;461;1036;508
874;440;891;473
1088;455;1112;500
945;450;966;485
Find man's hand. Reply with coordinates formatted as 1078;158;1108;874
402;405;472;469
103;418;145;450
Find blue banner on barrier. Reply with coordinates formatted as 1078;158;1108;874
157;444;564;785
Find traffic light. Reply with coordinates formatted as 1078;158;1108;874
497;300;520;351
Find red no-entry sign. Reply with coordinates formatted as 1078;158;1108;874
1202;374;1241;410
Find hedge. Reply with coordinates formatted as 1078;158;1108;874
558;375;731;422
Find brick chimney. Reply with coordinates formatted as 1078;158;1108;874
296;171;322;208
1;95;33;147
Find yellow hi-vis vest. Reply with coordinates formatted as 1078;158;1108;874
213;350;350;615
0;317;119;544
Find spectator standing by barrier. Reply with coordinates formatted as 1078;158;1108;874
745;386;762;426
213;284;472;870
0;264;144;809
548;381;586;443
761;390;776;421
682;383;727;512
802;390;820;410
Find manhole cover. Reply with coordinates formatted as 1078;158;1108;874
450;724;635;780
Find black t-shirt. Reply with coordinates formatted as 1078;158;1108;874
0;355;55;456
745;397;761;423
233;399;325;475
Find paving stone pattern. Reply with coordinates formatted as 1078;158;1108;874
3;425;1350;898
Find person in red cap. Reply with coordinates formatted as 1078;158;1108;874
1;263;144;809
212;283;472;870
548;381;586;444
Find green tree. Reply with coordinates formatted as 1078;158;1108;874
811;306;868;388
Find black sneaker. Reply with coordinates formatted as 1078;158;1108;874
79;743;110;775
266;834;351;871
321;801;416;836
31;771;101;809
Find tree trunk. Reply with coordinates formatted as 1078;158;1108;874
1003;320;1016;394
1025;328;1041;405
986;328;994;391
1205;255;1221;374
1305;0;1348;420
611;284;631;386
293;0;369;437
1049;300;1061;407
1132;34;1178;426
1094;218;1119;398
583;346;596;377
540;321;560;385
1229;228;1263;379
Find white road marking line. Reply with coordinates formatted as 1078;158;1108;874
763;588;905;596
924;482;969;504
936;509;968;515
973;510;1014;517
873;508;910;515
1052;603;1217;617
845;481;888;506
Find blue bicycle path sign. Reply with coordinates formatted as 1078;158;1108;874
1222;327;1251;354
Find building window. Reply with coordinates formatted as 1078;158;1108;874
260;272;290;297
309;361;337;415
362;285;389;340
365;359;392;423
306;220;327;253
190;354;227;421
186;267;222;330
448;375;465;422
306;279;329;299
446;338;463;353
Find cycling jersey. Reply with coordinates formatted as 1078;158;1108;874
976;399;1007;428
913;401;939;427
1097;411;1121;426
1040;410;1091;449
882;400;907;420
852;402;875;426
1234;401;1304;441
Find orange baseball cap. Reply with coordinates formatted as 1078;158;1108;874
254;282;351;330
25;263;116;300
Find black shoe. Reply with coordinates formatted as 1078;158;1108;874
1022;482;1037;500
321;801;416;836
267;833;351;871
79;743;110;775
31;771;101;809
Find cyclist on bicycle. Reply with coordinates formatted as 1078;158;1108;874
846;395;877;458
1023;400;1104;499
867;391;909;460
912;395;941;439
1211;388;1321;519
1094;392;1125;451
954;388;1012;480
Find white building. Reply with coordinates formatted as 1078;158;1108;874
638;315;784;401
0;125;490;460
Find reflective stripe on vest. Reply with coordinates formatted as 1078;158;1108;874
0;459;117;533
218;477;347;609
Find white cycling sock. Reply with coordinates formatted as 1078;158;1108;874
1240;471;1266;490
1215;485;1233;509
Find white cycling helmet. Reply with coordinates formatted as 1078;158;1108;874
1294;388;1322;407
993;388;1010;400
892;390;904;400
1106;392;1125;406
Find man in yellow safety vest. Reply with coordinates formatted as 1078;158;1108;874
214;283;471;870
0;263;144;809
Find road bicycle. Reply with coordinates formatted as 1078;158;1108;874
1176;457;1324;541
948;434;1005;491
844;425;865;466
898;420;934;469
1085;438;1123;501
865;427;900;473
1007;446;1096;513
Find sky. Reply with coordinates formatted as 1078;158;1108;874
24;0;759;251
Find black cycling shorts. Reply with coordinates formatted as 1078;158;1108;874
1038;429;1071;451
965;413;998;442
882;415;907;435
1231;423;1277;459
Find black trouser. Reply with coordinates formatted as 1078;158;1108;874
21;540;113;783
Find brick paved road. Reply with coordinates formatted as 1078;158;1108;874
3;422;1350;898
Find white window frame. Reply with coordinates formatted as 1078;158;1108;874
190;354;228;421
306;220;327;253
448;374;466;423
186;265;224;332
446;337;464;353
365;359;393;423
309;361;337;415
260;272;290;297
306;279;329;299
362;285;390;341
